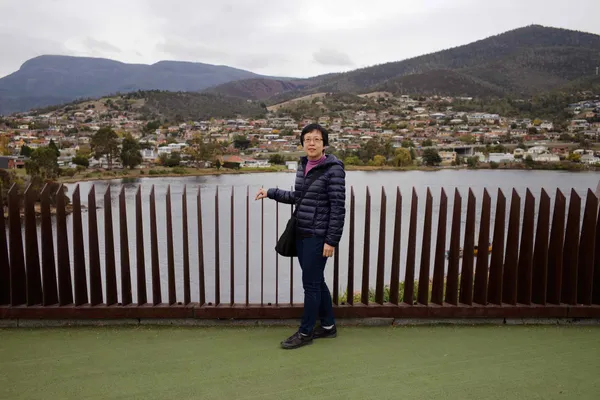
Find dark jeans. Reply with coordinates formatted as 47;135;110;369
296;236;335;335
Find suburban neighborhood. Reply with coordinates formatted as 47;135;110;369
1;92;599;180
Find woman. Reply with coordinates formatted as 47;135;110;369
255;123;346;349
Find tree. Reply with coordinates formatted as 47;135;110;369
48;139;60;157
401;140;414;148
0;135;10;155
120;134;143;169
422;139;433;147
358;138;385;163
409;148;416;161
459;134;476;144
369;155;387;166
524;155;535;168
165;152;181;167
215;159;221;170
143;120;161;134
91;127;120;169
159;153;169;166
268;154;285;165
25;147;59;182
72;155;90;168
421;148;442;166
20;145;33;157
467;156;479;168
559;133;573;142
1;169;25;204
393;148;412;167
186;135;220;163
233;135;251;150
344;155;361;166
159;152;181;167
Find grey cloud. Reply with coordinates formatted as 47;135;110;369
0;32;68;76
83;37;121;53
313;49;354;66
157;37;287;72
156;40;228;61
1;0;600;79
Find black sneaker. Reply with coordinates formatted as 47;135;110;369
280;331;313;349
313;325;337;339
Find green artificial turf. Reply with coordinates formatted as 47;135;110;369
1;325;599;399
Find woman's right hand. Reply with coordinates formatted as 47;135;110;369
255;188;268;201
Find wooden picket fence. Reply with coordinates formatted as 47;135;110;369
1;180;599;320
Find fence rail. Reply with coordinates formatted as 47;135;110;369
1;181;600;320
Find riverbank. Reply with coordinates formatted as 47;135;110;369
57;166;294;184
55;162;599;184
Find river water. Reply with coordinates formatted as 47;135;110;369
8;170;600;304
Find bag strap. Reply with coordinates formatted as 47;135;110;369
293;166;330;216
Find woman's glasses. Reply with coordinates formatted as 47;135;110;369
304;137;323;144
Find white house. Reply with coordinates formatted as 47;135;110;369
534;154;560;162
241;158;270;168
527;146;548;156
141;149;158;161
580;154;600;165
488;153;515;163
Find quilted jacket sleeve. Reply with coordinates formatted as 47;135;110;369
267;187;296;204
325;164;346;247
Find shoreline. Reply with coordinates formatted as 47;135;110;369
55;163;599;184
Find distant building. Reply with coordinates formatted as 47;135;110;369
533;154;560;162
438;151;457;164
488;153;515;163
580;154;600;165
0;156;26;169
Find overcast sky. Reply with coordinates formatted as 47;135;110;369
1;0;599;79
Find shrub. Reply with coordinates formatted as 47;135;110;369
337;278;462;305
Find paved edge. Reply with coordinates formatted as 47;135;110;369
1;318;599;328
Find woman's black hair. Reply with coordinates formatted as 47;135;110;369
300;123;329;146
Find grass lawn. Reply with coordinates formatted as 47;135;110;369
1;325;599;400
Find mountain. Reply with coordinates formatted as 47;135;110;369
3;25;599;115
0;55;275;115
204;74;339;100
211;25;600;103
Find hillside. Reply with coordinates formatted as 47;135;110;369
375;69;509;97
316;25;600;94
133;91;266;121
204;74;338;100
27;90;268;122
252;25;600;103
0;55;275;115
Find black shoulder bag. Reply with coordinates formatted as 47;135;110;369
275;167;329;257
